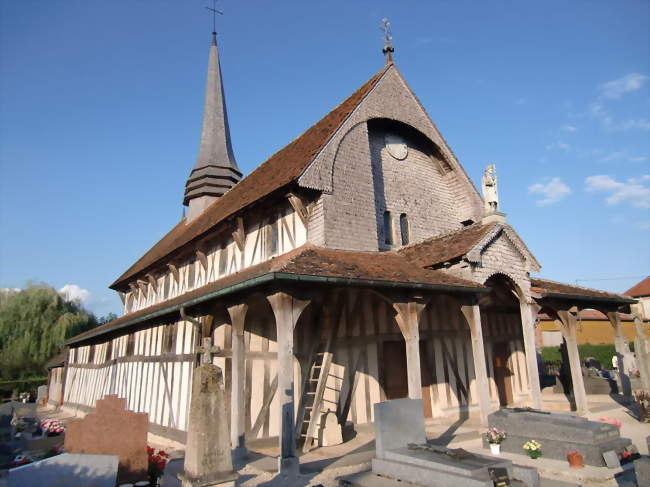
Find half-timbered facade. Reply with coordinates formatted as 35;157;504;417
59;32;638;472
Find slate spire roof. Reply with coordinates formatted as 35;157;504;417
183;32;242;206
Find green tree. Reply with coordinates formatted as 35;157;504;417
0;283;98;379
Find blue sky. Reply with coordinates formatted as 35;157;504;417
1;1;648;317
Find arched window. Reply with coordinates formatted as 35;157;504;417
383;210;393;245
400;213;409;245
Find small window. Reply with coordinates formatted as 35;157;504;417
400;213;409;245
383;211;393;246
267;218;279;256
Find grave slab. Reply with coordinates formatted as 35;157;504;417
485;408;632;467
7;453;118;487
373;398;426;460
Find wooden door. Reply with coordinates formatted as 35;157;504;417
492;341;513;406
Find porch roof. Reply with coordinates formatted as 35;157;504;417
68;245;485;345
530;277;636;306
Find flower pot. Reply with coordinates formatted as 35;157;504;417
567;453;584;469
528;450;542;459
489;443;501;455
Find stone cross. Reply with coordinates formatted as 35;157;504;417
197;337;221;366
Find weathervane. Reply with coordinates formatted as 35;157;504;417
206;0;223;34
380;18;394;63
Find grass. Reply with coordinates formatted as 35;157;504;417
541;344;619;368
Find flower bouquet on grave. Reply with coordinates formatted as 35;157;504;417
484;428;506;455
523;440;542;459
566;450;584;468
40;419;65;436
147;446;171;486
598;416;622;429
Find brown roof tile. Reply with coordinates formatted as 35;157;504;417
72;244;483;345
624;276;650;298
110;65;391;291
398;222;497;268
530;277;634;304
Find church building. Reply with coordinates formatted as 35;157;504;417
56;27;638;472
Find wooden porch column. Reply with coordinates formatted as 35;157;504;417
631;305;650;392
266;291;310;475
521;300;543;409
556;310;588;415
392;300;427;400
461;298;492;426
227;303;248;459
606;311;633;398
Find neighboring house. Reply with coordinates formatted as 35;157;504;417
45;350;67;408
56;31;636;470
625;276;650;320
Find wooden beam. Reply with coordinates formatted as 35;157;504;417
146;273;158;292
196;250;208;272
232;216;246;251
167;263;179;283
287;193;309;225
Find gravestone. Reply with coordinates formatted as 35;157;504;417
178;364;236;487
36;385;48;405
7;453;118;487
64;394;148;482
369;399;533;487
635;457;650;485
318;410;342;447
486;408;632;467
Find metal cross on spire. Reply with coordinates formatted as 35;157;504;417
380;18;395;63
205;0;223;35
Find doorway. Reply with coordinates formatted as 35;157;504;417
492;341;514;406
381;340;433;417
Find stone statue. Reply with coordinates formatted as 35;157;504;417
482;164;499;214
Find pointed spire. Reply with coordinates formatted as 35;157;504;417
184;31;241;219
380;18;394;64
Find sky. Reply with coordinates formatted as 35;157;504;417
1;1;648;317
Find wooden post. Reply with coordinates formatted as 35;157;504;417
266;291;310;475
606;311;633;398
392;300;426;400
557;310;588;415
461;299;491;426
227;303;248;459
520;300;543;409
631;305;650;392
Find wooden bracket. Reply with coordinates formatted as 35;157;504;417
232;216;246;251
145;273;158;292
287;193;309;225
117;291;126;305
196;250;208;272
137;280;149;295
167;263;179;283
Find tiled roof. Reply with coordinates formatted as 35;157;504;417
110;65;392;291
624;276;650;298
398;222;498;268
538;309;638;321
530;278;635;304
45;350;67;369
70;244;483;345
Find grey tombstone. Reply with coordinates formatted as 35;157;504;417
486;408;632;467
374;398;426;459
36;386;47;405
178;364;236;487
369;399;535;487
7;453;118;487
318;410;342;447
602;450;621;469
635;457;650;485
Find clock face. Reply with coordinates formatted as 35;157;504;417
385;133;408;160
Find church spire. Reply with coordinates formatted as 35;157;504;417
380;18;394;64
184;31;241;220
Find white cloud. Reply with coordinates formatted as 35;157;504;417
585;175;650;208
546;141;571;151
598;73;649;100
600;151;626;162
561;125;577;132
629;156;648;163
587;102;650;132
528;177;571;206
58;284;90;305
0;288;20;294
617;119;650;131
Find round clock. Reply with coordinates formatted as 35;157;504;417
385;133;408;160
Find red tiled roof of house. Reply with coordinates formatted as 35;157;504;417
538;309;637;321
398;222;498;268
530;278;634;304
72;244;483;345
110;65;392;291
624;276;650;298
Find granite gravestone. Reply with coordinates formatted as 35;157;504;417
371;399;535;487
64;395;148;482
486;408;632;467
36;385;48;405
7;453;118;487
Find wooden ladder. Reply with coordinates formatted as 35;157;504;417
295;306;341;452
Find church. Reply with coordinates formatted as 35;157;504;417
54;26;638;472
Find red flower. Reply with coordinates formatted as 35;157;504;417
146;446;155;455
159;450;169;458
